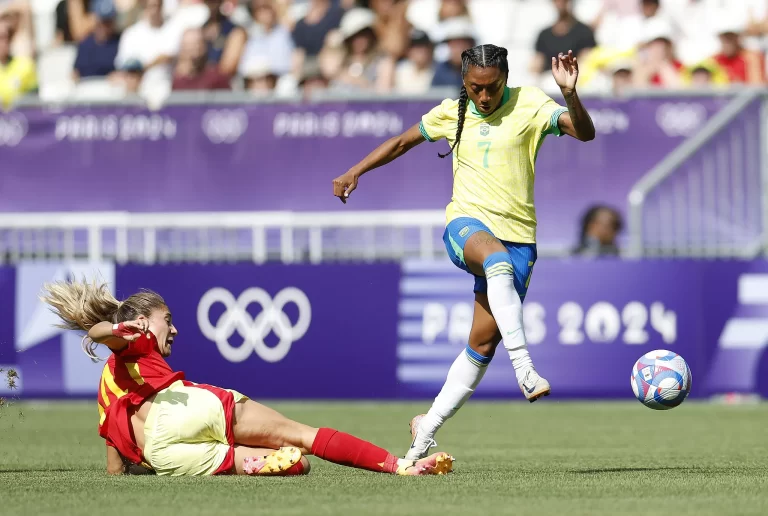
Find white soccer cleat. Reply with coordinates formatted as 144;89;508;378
404;414;437;461
520;369;551;402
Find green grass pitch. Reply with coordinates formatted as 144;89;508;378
1;400;767;515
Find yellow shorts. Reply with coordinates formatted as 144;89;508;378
143;380;248;476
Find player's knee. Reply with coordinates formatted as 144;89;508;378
468;334;500;358
482;251;514;278
469;316;502;357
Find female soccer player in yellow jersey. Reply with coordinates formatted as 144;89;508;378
332;44;595;460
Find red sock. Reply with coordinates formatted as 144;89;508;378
310;428;399;474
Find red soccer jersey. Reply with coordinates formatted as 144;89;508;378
97;332;184;464
713;53;750;83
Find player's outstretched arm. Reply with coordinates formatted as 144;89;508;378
551;50;595;142
332;123;426;203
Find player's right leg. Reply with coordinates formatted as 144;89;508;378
406;292;501;460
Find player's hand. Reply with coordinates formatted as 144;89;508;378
552;50;579;94
332;171;359;204
111;319;149;342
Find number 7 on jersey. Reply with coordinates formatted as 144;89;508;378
477;141;491;168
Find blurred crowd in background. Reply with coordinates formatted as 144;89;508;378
1;0;768;108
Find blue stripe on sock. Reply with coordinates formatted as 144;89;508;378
464;345;491;366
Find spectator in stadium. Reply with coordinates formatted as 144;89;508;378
73;0;121;80
438;0;469;20
291;0;344;78
113;57;144;92
681;59;729;88
240;55;277;96
0;17;36;107
712;19;764;85
430;16;474;88
394;29;435;94
238;0;294;78
114;0;166;73
531;0;596;77
324;7;394;92
0;0;33;57
610;59;633;97
55;0;83;44
632;17;681;88
298;57;329;100
590;0;668;50
61;0;138;43
172;27;231;90
202;0;246;76
364;0;409;60
572;204;623;257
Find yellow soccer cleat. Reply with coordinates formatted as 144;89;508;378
243;446;303;475
397;452;454;476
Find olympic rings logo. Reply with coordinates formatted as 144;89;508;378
197;287;312;363
201;109;248;144
655;103;707;137
0;113;28;147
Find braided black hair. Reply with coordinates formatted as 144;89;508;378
438;44;509;159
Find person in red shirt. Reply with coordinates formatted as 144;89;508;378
713;25;764;85
42;280;453;477
172;27;231;91
634;18;682;88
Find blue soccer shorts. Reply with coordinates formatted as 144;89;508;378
442;216;537;299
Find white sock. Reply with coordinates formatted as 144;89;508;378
405;346;489;460
485;266;534;384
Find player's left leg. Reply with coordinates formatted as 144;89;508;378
232;398;453;476
405;292;501;460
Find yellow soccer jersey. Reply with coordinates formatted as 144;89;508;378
419;86;568;243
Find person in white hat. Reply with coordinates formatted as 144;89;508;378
431;15;475;88
327;7;394;92
240;54;278;96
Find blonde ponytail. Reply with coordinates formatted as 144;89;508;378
40;279;168;361
41;279;120;332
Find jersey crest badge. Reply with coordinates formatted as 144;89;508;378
479;123;490;136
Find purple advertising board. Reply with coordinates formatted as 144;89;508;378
397;258;768;399
115;263;401;399
0;97;729;249
3;259;767;400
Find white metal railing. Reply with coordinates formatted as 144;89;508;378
627;90;767;258
0;211;450;264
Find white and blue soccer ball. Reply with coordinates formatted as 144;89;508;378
631;350;692;410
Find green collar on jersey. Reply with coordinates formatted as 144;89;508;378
468;86;511;118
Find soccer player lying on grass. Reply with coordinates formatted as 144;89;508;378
41;281;454;477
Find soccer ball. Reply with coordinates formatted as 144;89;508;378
631;350;691;410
